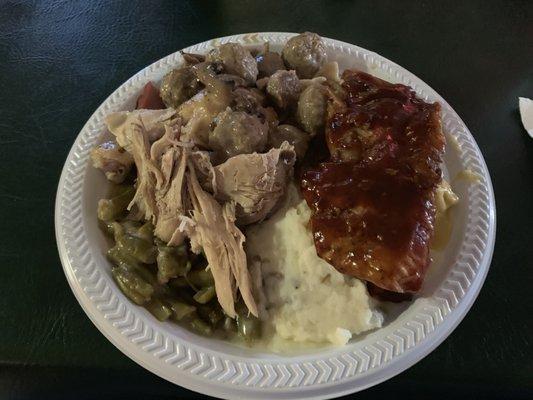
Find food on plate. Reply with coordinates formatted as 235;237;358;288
91;32;457;348
206;42;258;84
282;32;327;78
302;70;446;294
255;42;286;78
247;185;383;346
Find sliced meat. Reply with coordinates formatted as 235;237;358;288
212;142;296;225
90;140;133;183
232;87;266;114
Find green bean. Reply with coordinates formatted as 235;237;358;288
187;268;214;288
145;298;172;321
236;314;261;341
235;301;261;340
107;245;158;285
193;286;216;304
198;304;223;326
134;221;154;243
107;245;139;267
114;223;156;264
112;265;153;305
168;277;189;289
156;244;190;283
223;316;237;333
97;185;135;222
99;220;115;237
167;299;196;320
189;316;213;336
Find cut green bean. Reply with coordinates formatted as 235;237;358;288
235;301;261;341
113;223;156;264
99;220;115;237
187;268;214;288
198;304;224;326
107;245;139;267
167;299;196;320
223;316;237;332
236;314;261;341
156;244;190;283
136;221;154;242
97;185;134;222
193;286;216;304
189;316;213;336
145;298;172;321
168;277;189;289
112;265;153;305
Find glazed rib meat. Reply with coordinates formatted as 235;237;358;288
301;71;445;293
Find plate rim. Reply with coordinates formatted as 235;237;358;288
55;32;496;399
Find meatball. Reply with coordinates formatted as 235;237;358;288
206;43;258;84
209;109;268;161
268;124;309;159
256;43;286;78
297;83;327;136
160;67;201;108
266;70;301;110
282;32;327;79
233;87;266;114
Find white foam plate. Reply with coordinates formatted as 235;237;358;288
55;33;496;399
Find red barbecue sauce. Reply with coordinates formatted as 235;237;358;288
301;71;444;295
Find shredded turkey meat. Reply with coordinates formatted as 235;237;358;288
187;160;258;317
90;140;133;183
106;108;176;152
212;141;296;225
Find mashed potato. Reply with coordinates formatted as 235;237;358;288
246;185;383;347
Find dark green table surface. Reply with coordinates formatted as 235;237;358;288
1;1;532;399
